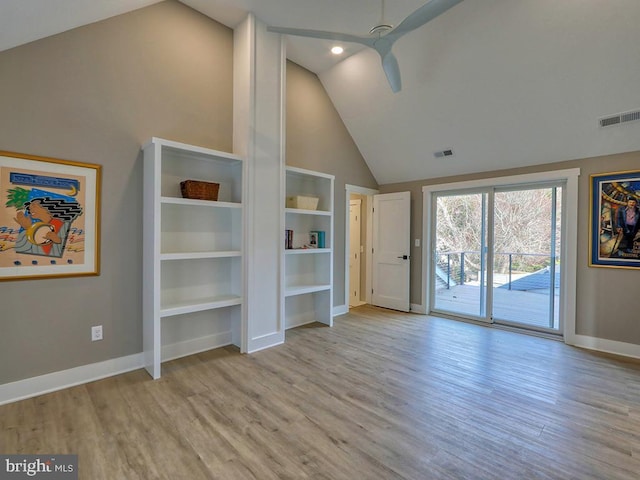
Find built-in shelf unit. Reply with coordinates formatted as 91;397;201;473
143;137;245;379
284;166;334;329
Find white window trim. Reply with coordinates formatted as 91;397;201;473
422;168;580;344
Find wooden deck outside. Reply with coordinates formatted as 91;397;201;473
435;284;560;330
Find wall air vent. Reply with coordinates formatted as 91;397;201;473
434;149;454;158
599;109;640;128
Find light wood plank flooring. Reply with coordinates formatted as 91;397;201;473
2;305;640;479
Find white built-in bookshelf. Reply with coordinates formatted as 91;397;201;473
284;166;334;329
142;137;245;379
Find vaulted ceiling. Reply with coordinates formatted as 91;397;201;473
2;0;640;184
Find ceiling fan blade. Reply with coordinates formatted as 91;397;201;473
381;50;402;93
390;0;464;38
267;26;374;47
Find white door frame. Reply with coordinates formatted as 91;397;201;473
422;168;580;344
345;184;378;312
349;198;364;307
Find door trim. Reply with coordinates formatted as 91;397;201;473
422;168;580;344
345;185;378;313
349;198;364;307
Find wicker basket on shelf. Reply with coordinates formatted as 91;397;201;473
180;180;220;201
286;195;319;210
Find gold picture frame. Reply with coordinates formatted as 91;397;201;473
0;150;101;280
589;169;640;269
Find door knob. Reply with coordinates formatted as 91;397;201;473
397;255;409;260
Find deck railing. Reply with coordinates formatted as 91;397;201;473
436;250;557;290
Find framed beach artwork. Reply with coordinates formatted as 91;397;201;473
0;150;101;281
590;170;640;269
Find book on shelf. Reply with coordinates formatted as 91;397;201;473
310;230;325;248
285;229;293;249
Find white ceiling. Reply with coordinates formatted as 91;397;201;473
0;0;161;53
2;0;640;184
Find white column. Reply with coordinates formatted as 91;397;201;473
234;14;285;352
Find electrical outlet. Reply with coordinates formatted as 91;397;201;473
91;325;103;342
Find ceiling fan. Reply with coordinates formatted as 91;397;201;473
267;0;463;93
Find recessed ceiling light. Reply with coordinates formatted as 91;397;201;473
331;46;344;55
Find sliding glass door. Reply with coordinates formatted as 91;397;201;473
491;186;561;331
431;183;563;334
432;191;489;321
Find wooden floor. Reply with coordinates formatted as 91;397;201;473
2;305;640;479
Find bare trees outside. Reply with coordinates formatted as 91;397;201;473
435;188;561;285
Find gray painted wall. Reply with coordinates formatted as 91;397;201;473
380;151;640;345
0;1;378;385
0;1;234;385
285;61;378;307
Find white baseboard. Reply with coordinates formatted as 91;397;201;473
285;318;316;330
161;331;232;362
349;301;366;308
3;328;638;407
410;303;426;314
569;334;640;360
0;353;144;406
415;306;640;359
247;331;284;353
333;304;348;317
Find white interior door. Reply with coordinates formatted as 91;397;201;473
349;199;362;307
372;192;411;312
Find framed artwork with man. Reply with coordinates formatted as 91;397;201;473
590;170;640;268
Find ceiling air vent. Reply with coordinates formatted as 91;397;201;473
434;149;454;158
599;109;640;128
621;110;640;123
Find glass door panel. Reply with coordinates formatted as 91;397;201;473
491;186;561;331
432;192;489;320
